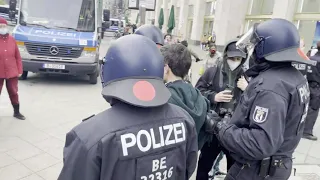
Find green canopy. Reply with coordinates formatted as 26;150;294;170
167;5;175;34
136;13;139;24
158;8;164;30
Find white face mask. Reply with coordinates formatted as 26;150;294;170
0;28;8;35
227;59;241;71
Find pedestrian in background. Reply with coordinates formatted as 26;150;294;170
164;34;173;45
0;17;25;120
201;34;207;50
199;42;222;76
303;41;320;141
180;40;201;62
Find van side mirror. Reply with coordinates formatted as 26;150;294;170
103;10;110;21
9;0;17;11
9;0;17;20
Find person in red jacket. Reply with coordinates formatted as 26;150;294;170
0;17;25;120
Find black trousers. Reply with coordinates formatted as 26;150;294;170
196;136;235;180
304;107;319;135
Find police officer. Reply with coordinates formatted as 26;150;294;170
209;19;316;179
134;24;164;47
303;41;320;141
58;35;198;180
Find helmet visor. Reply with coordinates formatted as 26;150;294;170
236;23;260;57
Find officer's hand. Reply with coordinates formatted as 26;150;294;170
205;110;221;134
214;90;233;102
205;113;230;135
237;76;248;91
196;58;201;62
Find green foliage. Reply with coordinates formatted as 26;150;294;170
167;5;175;33
0;0;6;5
158;8;164;30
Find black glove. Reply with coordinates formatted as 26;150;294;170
196;58;201;62
205;110;230;135
205;110;221;134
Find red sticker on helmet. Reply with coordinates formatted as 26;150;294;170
133;81;156;101
297;48;309;60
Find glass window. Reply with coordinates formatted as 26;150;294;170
261;0;274;14
244;19;268;32
205;2;215;16
20;0;95;32
248;0;274;15
0;6;9;14
296;0;320;13
297;20;317;52
111;20;119;26
203;20;214;35
188;5;194;17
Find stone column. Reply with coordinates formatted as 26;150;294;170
213;0;249;50
190;0;206;45
170;0;178;35
162;0;169;33
154;0;163;27
178;0;189;40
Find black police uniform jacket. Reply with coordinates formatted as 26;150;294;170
307;53;320;110
217;63;309;166
58;102;198;180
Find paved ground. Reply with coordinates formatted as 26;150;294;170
0;31;320;179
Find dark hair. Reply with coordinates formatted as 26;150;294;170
180;40;188;47
164;34;172;39
160;44;192;78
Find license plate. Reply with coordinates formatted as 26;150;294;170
43;64;65;70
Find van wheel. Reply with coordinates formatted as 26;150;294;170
101;32;104;39
20;71;28;80
89;73;98;84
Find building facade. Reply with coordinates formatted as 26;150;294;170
142;0;320;51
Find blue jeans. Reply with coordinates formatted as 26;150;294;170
211;152;224;176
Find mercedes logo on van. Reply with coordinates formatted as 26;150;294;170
49;46;59;55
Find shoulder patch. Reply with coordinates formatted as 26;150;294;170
82;114;95;122
253;106;268;123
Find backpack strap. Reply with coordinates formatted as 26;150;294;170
208;60;221;87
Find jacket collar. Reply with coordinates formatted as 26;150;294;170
0;34;9;39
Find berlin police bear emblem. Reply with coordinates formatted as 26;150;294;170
253;106;269;123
